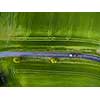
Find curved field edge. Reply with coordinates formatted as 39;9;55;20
12;63;100;86
1;57;100;86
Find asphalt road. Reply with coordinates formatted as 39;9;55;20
0;51;100;62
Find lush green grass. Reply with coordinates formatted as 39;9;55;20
1;55;100;86
0;12;100;40
14;63;100;86
0;12;100;86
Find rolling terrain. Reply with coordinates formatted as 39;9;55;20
0;12;100;86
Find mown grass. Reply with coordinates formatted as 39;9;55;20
14;63;100;86
0;12;100;86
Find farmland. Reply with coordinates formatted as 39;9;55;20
0;12;100;86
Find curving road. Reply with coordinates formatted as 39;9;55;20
0;51;100;62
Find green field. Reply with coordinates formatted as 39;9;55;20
0;12;100;86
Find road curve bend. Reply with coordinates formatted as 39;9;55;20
0;51;100;62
